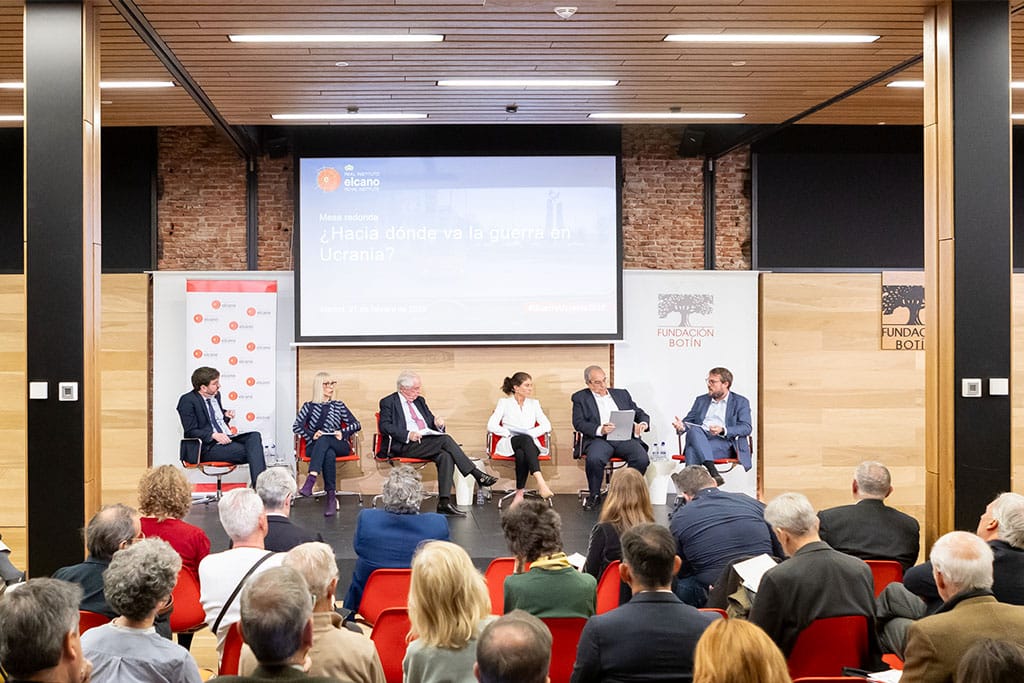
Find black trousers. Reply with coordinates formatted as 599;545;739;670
510;434;541;488
308;436;352;490
583;437;648;497
204;431;265;486
395;434;476;497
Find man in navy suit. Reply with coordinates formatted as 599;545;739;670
177;366;265;486
673;366;752;485
378;369;497;516
571;365;650;511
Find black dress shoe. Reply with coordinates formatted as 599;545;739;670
437;500;467;517
582;495;599;512
713;474;726;487
476;472;499;488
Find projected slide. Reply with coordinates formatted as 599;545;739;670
296;156;620;342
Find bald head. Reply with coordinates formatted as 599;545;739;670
476;610;551;683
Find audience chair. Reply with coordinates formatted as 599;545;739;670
542;617;588;683
78;610;111;634
699;607;729;619
787;615;870;680
672;433;752;474
595;560;623;614
219;622;244;676
179;437;245;504
357;568;413;626
484;557;530;615
485;425;552;509
865;560;904;597
169;568;206;635
572;431;626;504
370;607;413;683
370;412;437;503
295;432;364;508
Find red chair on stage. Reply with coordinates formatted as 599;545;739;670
486;424;551;509
296;432;364;508
595;560;623;614
219;622;244;676
371;607;413;683
358;568;413;626
79;610;111;634
672;433;750;474
179;437;245;504
541;617;588;683
865;559;904;597
573;431;626;504
786;615;870;680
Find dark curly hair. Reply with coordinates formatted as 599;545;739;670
501;500;562;562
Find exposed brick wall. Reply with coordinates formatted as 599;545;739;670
157;125;751;272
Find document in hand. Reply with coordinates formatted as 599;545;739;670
733;554;779;593
418;428;445;437
607;410;635;441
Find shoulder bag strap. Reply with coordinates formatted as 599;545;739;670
211;550;275;635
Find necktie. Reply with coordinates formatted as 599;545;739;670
206;398;225;433
408;400;426;430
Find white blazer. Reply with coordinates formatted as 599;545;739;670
486;396;551;457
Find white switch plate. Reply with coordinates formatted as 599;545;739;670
28;381;47;400
962;378;982;397
990;378;1010;396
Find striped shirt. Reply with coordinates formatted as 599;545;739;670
292;400;361;441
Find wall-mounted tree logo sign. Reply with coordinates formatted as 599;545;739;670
658;293;713;327
881;273;925;351
656;293;714;350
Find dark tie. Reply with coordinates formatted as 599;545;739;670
206;398;224;433
408;400;426;430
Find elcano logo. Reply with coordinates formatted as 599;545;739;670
341;163;382;192
317;167;342;192
656;293;715;349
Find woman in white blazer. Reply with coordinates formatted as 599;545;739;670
486;371;553;504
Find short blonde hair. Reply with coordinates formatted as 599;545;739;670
408;541;491;649
693;619;791;683
138;465;192;519
311;371;334;403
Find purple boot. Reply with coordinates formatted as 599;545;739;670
299;473;317;497
324;490;337;517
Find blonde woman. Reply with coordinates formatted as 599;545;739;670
693;619;791;683
404;541;495;683
293;371;361;515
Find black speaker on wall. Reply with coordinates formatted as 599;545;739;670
678;127;706;157
265;136;290;159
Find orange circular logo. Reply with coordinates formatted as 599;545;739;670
317;167;342;192
193;314;203;323
211;300;221;310
228;391;239;401
211;335;221;345
228;356;238;365
246;412;256;422
246;342;256;352
192;349;203;358
230;426;238;435
229;321;239;330
246;377;256;386
246;307;257;317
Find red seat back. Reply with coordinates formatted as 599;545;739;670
359;568;413;625
169;568;206;632
371;607;413;683
219;622;244;676
595;560;622;614
699;607;729;619
541;617;588;683
485;557;517;614
787;615;869;680
865;560;904;597
79;610;111;634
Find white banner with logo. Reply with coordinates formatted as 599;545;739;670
184;280;278;471
615;270;759;500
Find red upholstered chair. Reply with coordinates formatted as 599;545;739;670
672;433;749;473
169;568;206;635
865;559;904;597
78;610;111;634
371;607;413;683
541;617;588;683
296;432;364;508
485;557;518;615
219;622;244;676
699;607;729;619
595;560;623;614
573;431;626;504
179;437;245;505
786;615;870;680
358;568;413;626
486;425;552;509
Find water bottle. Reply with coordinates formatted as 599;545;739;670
475;483;486;505
659;441;667;461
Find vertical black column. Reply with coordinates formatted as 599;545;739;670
950;0;1012;529
24;1;98;576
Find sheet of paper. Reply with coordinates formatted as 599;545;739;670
506;424;532;435
733;553;778;593
867;669;902;682
566;552;587;571
418;428;445;437
684;421;705;432
607;409;636;441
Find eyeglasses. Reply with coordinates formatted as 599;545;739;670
588;378;607;386
706;378;723;385
323;381;337;386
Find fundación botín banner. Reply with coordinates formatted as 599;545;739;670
881;271;925;351
185;280;278;457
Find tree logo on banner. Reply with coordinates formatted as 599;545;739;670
656;293;715;349
880;273;925;351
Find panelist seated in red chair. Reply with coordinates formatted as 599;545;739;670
570;365;650;512
176;366;265;487
293;370;362;514
672;366;752;486
378;369;497;517
486;371;554;505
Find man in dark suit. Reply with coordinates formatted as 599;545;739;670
571;523;718;683
818;461;920;571
255;468;323;552
378;369;497;516
177;366;265;487
750;492;879;661
571;365;650;511
672;366;751;485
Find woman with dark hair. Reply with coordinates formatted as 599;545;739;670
486;371;553;504
501;499;596;618
956;639;1024;683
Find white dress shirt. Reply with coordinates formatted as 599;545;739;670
486;397;552;456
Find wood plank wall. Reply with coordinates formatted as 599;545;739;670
0;275;26;572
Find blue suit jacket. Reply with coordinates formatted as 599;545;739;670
377;392;441;456
177;390;232;453
681;391;752;470
571;387;650;456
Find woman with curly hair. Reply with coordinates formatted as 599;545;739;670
404;541;495;683
138;465;211;583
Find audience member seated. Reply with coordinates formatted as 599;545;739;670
955;638;1024;683
672;366;753;484
901;531;1024;683
0;578;92;683
255;467;323;552
80;538;201;683
405;541;497;683
474;610;552;683
669;466;783;608
216;566;339;683
344;465;449;615
240;542;385;683
817;460;920;571
0;532;26;592
378;369;498;517
692;619;791;683
571;365;650;511
138;465;211;583
486;371;554;504
749;492;878;659
501;499;596;618
198;487;284;656
582;467;654;605
294;371;362;516
571;523;718;683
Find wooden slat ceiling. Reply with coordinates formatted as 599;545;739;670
0;1;1021;128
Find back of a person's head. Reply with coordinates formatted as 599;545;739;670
672;466;717;497
103;537;182;621
693;618;791;683
86;503;139;561
137;465;192;519
218;487;265;541
501;499;562;562
239;566;312;663
989;492;1024;549
600;468;655;532
476;610;552;683
0;578;82;679
382;464;424;514
956;638;1024;683
764;492;817;537
255;467;298;511
931;530;994;593
283;542;338;599
854;461;891;499
409;540;490;648
620;523;677;589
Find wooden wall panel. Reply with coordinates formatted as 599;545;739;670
297;345;611;493
1012;275;1024;490
0;275;26;530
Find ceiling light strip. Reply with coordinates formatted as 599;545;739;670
665;33;879;43
588;112;744;120
230;34;443;43
437;78;618;88
271;113;428;120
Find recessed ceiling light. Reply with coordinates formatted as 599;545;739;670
99;80;175;89
665;33;879;44
0;115;24;121
334;61;350;67
101;100;113;105
731;61;747;67
588;112;745;120
887;80;925;88
229;34;443;43
437;78;618;88
271;112;428;120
